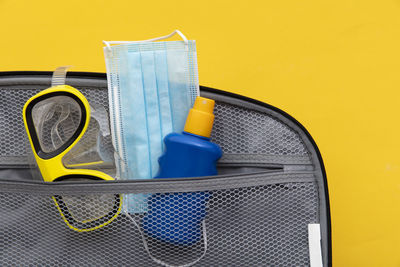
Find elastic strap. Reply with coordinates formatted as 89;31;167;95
125;211;208;267
103;30;188;52
51;65;73;87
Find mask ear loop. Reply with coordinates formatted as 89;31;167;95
103;29;189;53
125;210;208;267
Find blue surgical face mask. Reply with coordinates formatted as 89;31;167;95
104;30;199;213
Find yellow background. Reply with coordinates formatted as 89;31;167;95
1;0;399;265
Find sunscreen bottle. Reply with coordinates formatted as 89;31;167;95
143;97;222;245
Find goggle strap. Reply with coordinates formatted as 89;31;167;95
51;65;73;87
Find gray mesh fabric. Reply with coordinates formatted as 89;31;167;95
211;102;309;155
1;88;39;159
0;180;318;266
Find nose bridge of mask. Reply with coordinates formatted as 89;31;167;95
103;29;189;52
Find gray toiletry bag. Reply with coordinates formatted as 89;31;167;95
0;72;331;266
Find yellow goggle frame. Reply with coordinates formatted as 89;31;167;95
23;85;122;232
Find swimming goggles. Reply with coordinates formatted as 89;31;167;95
23;83;122;232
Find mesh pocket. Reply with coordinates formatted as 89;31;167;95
0;180;318;266
211;102;309;156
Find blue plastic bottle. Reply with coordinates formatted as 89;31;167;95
142;97;222;245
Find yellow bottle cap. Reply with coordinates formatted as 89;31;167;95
184;96;215;138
